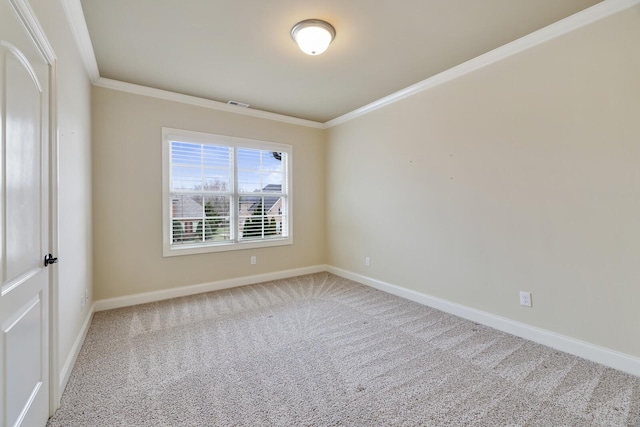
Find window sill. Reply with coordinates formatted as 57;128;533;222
162;237;293;257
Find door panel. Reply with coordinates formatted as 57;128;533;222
3;294;44;426
0;0;50;426
4;46;42;287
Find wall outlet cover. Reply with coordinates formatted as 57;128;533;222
520;291;532;307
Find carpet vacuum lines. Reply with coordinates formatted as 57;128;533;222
48;273;640;426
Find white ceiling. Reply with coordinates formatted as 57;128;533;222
79;0;602;123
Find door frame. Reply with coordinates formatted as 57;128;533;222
8;0;60;415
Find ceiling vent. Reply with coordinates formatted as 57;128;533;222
227;100;250;108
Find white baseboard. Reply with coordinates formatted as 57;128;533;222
327;266;640;378
86;263;640;377
94;265;327;312
59;303;94;394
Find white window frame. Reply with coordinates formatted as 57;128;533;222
162;127;293;257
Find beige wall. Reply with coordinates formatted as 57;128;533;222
90;4;638;361
326;6;640;358
92;88;326;300
28;0;94;381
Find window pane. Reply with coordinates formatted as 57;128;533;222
242;218;263;239
262;173;283;190
171;142;201;166
172;219;185;243
237;148;260;169
172;195;203;219
171;141;231;192
171;166;199;191
239;195;262;239
172;218;202;245
203;195;230;219
238;170;261;193
199;195;231;242
238;195;283;240
202;169;230;191
238;195;260;217
262;151;284;172
237;149;286;194
202;145;231;168
172;195;231;245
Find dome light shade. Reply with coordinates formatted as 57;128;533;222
291;19;336;56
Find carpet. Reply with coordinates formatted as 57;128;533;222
48;273;640;426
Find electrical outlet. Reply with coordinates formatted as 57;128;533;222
519;291;532;307
85;288;89;305
365;256;371;266
80;294;85;309
251;256;256;265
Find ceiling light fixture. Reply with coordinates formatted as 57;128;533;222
291;19;336;56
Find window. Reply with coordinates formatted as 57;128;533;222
162;128;292;256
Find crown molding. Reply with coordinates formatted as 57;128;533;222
59;0;323;129
61;0;100;82
93;77;325;129
325;0;640;128
59;0;638;130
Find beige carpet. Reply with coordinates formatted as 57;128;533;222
48;273;640;426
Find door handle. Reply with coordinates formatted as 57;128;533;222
44;254;58;267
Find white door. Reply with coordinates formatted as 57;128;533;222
0;0;51;426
